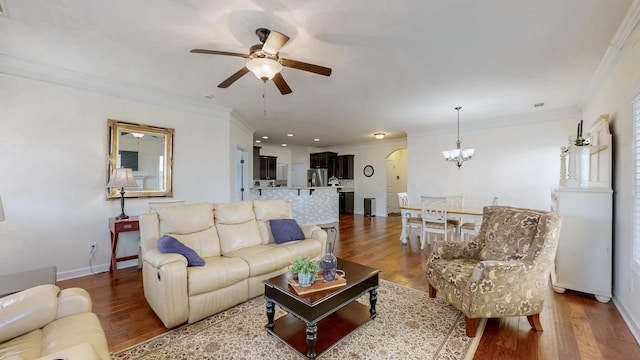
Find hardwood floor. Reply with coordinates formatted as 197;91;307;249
57;214;640;359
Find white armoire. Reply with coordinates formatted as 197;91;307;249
551;115;612;303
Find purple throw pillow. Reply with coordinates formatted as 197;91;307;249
157;235;205;266
270;219;305;244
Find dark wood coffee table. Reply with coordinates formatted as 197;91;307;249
263;258;380;359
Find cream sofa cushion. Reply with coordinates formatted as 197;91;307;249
225;244;293;277
41;312;108;358
186;257;250;296
0;329;43;359
0;285;58;343
214;201;262;254
253;199;293;244
157;202;215;235
169;227;221;258
156;203;220;257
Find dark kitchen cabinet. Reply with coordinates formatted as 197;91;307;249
310;152;337;169
259;156;277;180
335;155;355;179
339;191;354;214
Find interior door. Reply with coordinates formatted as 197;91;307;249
291;162;306;187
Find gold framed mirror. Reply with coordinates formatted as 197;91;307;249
106;119;174;199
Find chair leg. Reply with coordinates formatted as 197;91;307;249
465;317;480;337
428;284;437;298
527;314;543;331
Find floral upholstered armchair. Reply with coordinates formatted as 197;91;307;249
425;205;562;337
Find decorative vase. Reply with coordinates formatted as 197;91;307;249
321;243;338;282
578;146;590;188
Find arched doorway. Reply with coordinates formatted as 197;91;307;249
385;148;408;215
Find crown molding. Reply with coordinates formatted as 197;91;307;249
0;55;232;119
580;0;640;106
410;106;582;138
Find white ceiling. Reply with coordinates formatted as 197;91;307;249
0;0;635;147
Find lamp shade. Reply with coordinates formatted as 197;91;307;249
107;168;138;188
0;194;5;222
246;58;283;80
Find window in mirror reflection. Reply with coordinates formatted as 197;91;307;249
107;119;174;199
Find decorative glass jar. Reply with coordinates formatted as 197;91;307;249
321;243;338;281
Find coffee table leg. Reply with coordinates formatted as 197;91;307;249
306;323;317;358
369;288;378;315
265;299;275;330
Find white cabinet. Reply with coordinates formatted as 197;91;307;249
550;188;612;302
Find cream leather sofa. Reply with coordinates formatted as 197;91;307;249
0;284;110;360
139;199;327;328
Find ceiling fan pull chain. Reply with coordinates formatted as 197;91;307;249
263;80;267;116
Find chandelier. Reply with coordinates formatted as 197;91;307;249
442;106;475;168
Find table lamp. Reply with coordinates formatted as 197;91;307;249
107;168;138;220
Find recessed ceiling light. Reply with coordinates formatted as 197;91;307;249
374;133;386;139
314;138;320;142
287;133;293;137
281;144;287;147
262;136;269;139
255;140;261;143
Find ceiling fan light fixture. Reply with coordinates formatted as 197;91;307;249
246;58;282;81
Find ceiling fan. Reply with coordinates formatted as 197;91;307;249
190;28;332;95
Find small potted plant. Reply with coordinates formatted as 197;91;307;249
290;256;319;287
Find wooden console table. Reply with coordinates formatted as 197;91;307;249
109;216;139;276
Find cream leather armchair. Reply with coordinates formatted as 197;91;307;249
0;284;110;360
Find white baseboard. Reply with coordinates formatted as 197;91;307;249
56;260;139;281
613;297;640;345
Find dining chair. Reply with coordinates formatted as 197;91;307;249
445;193;476;239
398;192;422;241
420;196;455;249
460;196;498;240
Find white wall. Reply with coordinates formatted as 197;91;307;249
408;119;577;210
582;29;640;340
0;75;239;279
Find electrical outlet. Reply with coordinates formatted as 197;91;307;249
88;242;98;254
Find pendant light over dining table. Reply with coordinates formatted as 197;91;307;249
442;106;475;168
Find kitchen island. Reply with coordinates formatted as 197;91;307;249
250;187;340;225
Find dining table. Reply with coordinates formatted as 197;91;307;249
398;204;484;244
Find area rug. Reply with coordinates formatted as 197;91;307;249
112;280;486;359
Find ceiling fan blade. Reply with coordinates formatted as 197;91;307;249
272;73;292;95
262;31;290;55
190;49;249;58
280;58;332;76
218;67;250;88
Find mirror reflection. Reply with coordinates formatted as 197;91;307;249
107;119;174;199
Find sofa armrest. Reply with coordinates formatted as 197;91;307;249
430;240;481;260
55;288;92;320
35;342;100;360
299;225;323;241
143;248;189;268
